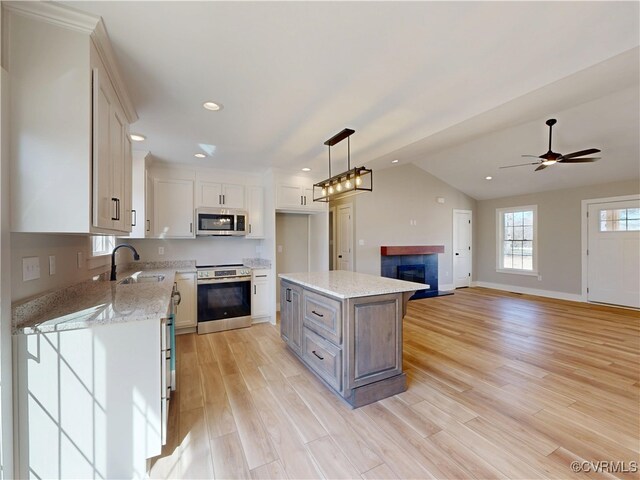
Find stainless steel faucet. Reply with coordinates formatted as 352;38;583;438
110;244;140;281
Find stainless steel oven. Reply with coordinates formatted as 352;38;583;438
197;264;252;334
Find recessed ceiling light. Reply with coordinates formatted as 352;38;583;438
485;176;493;180
194;153;206;158
203;101;223;111
391;159;399;164
301;167;311;172
130;133;146;142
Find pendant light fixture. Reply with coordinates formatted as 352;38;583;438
313;128;373;202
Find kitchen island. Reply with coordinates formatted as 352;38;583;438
278;271;425;407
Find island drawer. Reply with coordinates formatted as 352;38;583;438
302;327;342;391
303;290;342;345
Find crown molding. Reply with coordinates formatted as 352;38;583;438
2;1;98;34
3;1;138;123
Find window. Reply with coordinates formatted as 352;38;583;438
91;235;116;257
599;208;640;232
496;205;537;274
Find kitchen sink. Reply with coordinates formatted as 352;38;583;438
118;274;165;285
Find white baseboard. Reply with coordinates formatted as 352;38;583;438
439;283;455;291
472;281;583;303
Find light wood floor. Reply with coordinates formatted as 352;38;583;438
149;287;640;479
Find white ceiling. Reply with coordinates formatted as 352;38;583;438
64;1;639;199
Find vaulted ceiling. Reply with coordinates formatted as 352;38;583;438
64;1;639;199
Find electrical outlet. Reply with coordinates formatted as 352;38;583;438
22;257;40;282
77;252;83;268
359;239;365;246
538;275;542;281
277;245;283;253
158;246;165;255
49;255;56;275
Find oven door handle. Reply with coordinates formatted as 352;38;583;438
197;276;251;285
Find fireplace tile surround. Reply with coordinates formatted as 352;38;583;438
380;245;452;299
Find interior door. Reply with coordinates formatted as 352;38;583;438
587;200;640;308
337;204;353;271
453;210;472;288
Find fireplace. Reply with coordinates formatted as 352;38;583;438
381;245;452;300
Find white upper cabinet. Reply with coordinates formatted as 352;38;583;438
5;2;136;234
276;181;325;213
154;178;195;238
246;185;265;239
196;181;245;209
129;151;152;239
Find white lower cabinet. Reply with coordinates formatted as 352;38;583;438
175;273;197;329
14;318;168;479
251;269;270;320
154;178;195;238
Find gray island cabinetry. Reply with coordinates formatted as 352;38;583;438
279;271;424;408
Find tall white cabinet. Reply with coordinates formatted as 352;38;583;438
4;2;137;234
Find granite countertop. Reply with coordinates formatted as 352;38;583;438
12;260;196;335
278;270;427;299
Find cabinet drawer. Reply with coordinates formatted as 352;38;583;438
303;290;342;345
302;327;342;391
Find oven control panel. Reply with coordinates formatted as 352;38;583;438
197;268;251;279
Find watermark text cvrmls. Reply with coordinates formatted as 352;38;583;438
570;460;638;473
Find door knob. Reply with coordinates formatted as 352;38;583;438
338;255;342;258
455;253;459;256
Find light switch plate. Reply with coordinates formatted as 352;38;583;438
22;257;40;282
49;255;56;275
277;245;283;253
359;239;365;246
158;247;165;255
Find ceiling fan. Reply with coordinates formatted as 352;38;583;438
501;119;601;171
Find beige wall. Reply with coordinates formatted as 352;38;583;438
10;233;105;302
275;213;309;302
476;180;640;295
336;163;477;287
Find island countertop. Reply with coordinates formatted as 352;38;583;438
278;270;427;299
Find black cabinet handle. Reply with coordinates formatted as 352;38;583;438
286;288;291;302
338;255;342;258
300;195;304;205
219;194;222;204
249;224;252;234
455;253;459;256
304;196;307;205
116;198;121;220
190;222;193;233
223;194;225;204
146;219;150;232
111;197;118;220
312;310;324;317
254;285;256;294
312;350;324;360
256;275;267;278
132;209;137;227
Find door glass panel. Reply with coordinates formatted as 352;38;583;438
599;209;640;232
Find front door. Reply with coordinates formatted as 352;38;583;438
587;199;640;308
453;210;472;288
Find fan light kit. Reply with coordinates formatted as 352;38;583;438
313;128;373;202
501;118;601;172
194;153;206;158
130;133;146;142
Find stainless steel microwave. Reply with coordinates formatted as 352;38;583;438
196;208;248;236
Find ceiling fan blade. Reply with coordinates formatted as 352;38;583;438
559;157;600;163
559;148;601;160
521;155;540;158
499;162;540;169
535;164;549;172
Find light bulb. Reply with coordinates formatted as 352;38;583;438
336;182;342;192
355;176;362;186
321;188;327;196
328;185;334;194
542;160;557;166
345;179;352;189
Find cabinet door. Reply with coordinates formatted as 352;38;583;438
280;284;290;342
251;270;270;319
145;169;154;237
175;273;197;328
222;184;245;208
276;184;304;209
154;179;194;238
110;106;127;232
92;68;115;229
246;186;264;238
304;187;326;212
122;134;133;233
197;181;223;207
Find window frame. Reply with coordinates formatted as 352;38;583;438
88;235;116;270
495;205;538;276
